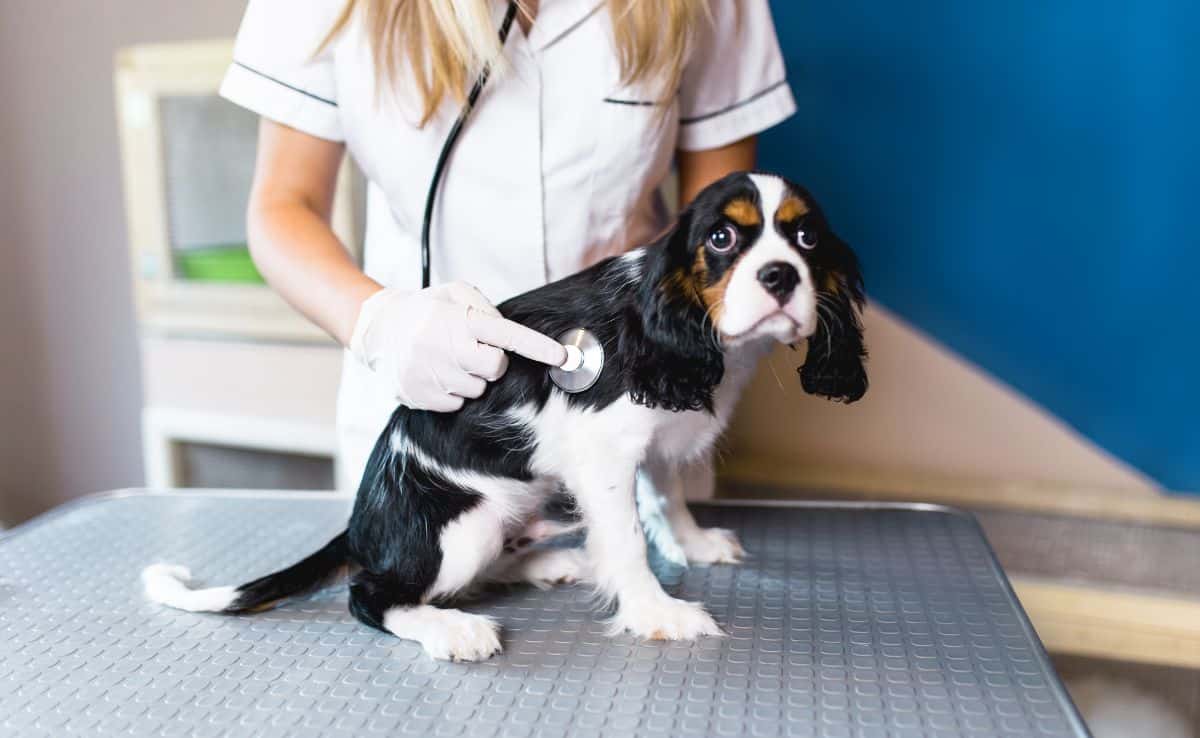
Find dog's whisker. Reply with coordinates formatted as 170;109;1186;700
765;353;787;394
815;301;841;357
815;310;834;359
703;298;728;349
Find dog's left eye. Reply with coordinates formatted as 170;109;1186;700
707;224;738;253
797;228;818;250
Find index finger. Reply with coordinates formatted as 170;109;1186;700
443;282;502;317
468;313;567;367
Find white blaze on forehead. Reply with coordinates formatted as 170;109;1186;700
748;173;787;219
718;175;816;339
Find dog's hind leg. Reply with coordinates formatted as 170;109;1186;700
349;499;513;662
348;569;502;663
383;605;501;662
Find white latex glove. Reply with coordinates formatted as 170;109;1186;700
349;282;567;412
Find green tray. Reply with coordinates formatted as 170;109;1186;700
175;244;265;284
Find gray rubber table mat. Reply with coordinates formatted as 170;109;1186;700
0;490;1088;738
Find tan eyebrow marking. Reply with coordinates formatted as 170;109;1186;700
723;198;761;227
776;195;809;224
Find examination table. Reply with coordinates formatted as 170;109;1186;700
0;490;1089;737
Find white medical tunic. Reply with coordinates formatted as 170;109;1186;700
220;0;796;490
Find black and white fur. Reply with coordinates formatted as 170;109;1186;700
143;172;867;661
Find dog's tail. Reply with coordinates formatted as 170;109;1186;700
141;531;349;614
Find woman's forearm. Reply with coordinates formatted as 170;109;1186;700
247;120;380;346
248;197;379;346
676;135;758;209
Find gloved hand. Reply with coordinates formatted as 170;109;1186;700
349;282;566;412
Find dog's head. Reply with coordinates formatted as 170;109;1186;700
642;172;867;404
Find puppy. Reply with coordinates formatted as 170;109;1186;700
143;172;867;661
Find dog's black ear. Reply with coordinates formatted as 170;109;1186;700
629;213;725;412
800;235;868;403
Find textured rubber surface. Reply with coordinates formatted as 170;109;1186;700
0;491;1088;737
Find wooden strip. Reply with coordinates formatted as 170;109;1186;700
718;458;1200;529
1012;577;1200;669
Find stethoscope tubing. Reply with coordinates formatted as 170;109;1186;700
420;1;520;290
416;2;603;394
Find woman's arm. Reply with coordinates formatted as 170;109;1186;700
247;119;381;346
245;118;565;412
676;135;758;209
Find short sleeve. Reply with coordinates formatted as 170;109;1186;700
219;0;345;142
677;0;797;152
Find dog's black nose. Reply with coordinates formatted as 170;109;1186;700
757;262;800;303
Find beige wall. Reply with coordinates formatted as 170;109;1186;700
723;303;1157;495
0;2;248;524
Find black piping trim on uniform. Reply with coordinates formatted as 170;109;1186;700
679;79;788;126
232;61;337;107
602;87;680;107
603;97;660;107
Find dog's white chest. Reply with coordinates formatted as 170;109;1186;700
527;394;657;478
650;408;723;463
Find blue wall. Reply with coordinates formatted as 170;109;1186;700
761;1;1199;491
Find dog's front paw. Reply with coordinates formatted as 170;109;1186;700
679;527;745;565
614;595;723;641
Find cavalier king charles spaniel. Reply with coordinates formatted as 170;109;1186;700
144;172;868;661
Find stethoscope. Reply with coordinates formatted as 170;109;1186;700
420;1;603;393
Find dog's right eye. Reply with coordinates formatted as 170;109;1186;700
707;224;738;254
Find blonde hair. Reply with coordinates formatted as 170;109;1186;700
322;0;707;125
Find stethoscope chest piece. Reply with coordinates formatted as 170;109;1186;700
549;328;604;394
